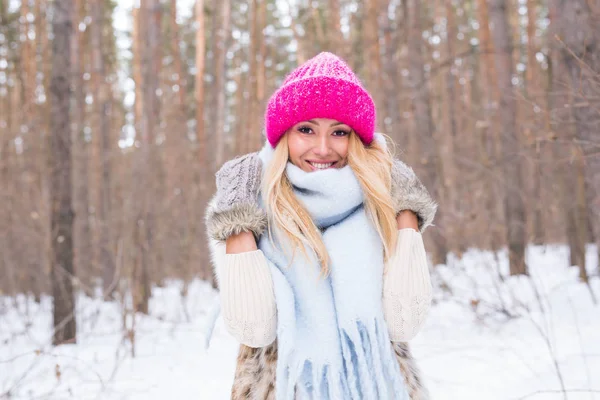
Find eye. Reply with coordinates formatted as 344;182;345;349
332;129;350;137
298;126;313;134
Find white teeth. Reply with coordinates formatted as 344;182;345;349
310;162;334;170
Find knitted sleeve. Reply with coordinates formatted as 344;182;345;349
219;249;277;348
383;228;433;342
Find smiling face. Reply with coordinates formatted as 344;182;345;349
286;118;352;172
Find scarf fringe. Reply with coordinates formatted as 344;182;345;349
340;318;408;399
278;318;409;399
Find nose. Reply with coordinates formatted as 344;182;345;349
313;134;332;157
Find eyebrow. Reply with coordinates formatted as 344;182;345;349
306;119;346;127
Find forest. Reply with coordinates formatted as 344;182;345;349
0;0;599;398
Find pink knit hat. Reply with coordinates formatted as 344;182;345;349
264;52;376;147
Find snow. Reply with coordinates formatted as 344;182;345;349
1;244;599;399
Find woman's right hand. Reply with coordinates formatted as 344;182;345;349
205;152;267;242
226;231;258;254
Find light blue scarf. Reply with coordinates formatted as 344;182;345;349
257;144;410;400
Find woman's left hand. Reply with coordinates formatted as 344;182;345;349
390;159;438;232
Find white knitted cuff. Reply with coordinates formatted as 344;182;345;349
220;250;277;347
383;228;433;342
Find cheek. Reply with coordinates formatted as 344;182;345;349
336;139;349;159
287;136;305;163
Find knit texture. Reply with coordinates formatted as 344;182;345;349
391;160;438;232
383;228;433;341
220;250;277;348
205;153;267;241
264;52;376;147
255;145;410;400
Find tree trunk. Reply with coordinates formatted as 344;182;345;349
20;0;45;300
525;0;545;245
194;0;213;285
488;0;528;275
246;0;267;152
328;0;349;61
131;1;158;313
214;0;231;168
0;3;16;295
380;0;400;138
170;0;187;109
195;0;206;162
255;0;267;151
290;10;307;65
553;0;600;282
91;0;115;296
476;0;504;251
439;0;459;254
19;0;34;113
71;0;92;290
233;48;248;157
406;0;447;265
546;0;580;278
169;0;195;286
246;0;259;153
132;6;144;143
363;0;385;130
50;0;77;345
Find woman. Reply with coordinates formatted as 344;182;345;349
205;52;437;399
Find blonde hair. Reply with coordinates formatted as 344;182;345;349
262;131;398;276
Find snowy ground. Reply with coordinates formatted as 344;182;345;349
1;244;599;400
